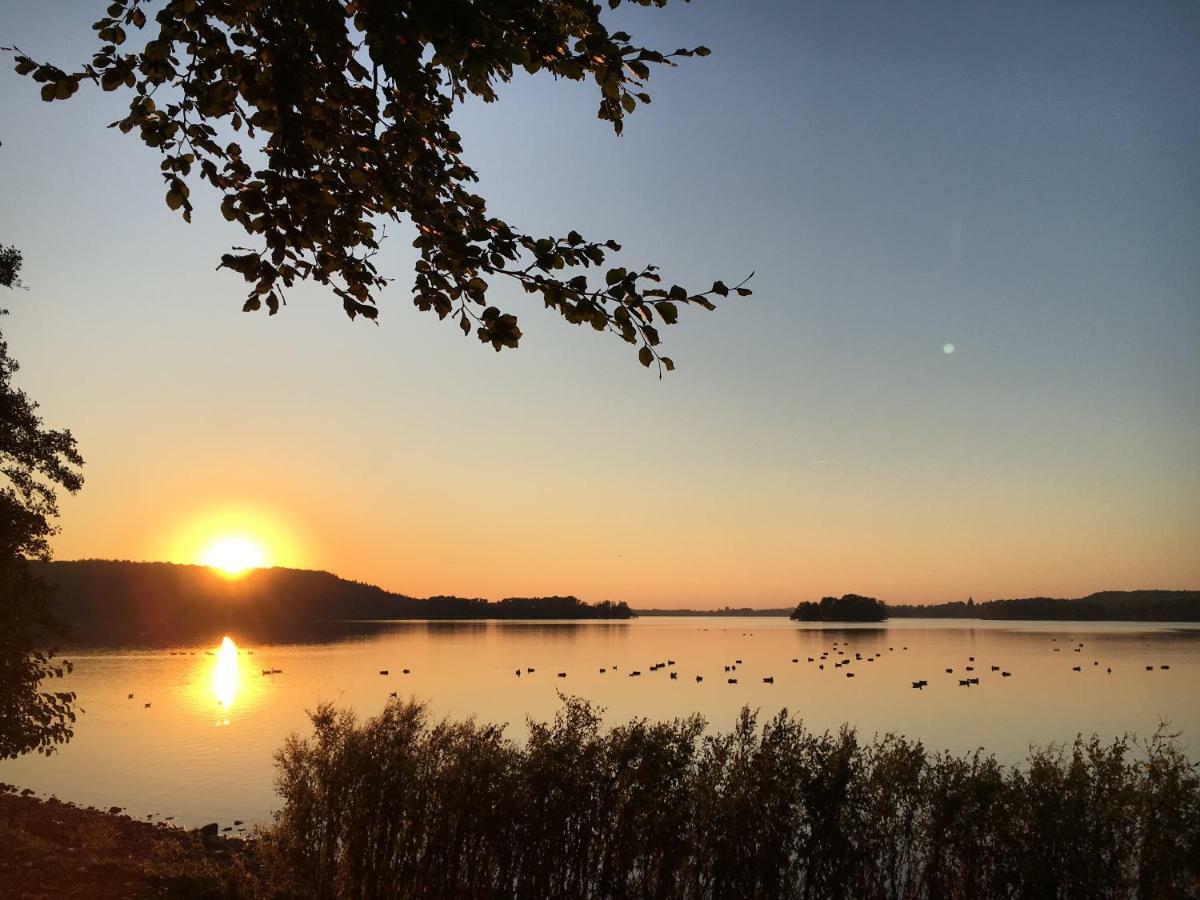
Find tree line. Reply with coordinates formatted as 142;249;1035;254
786;591;1200;623
888;591;1200;622
34;559;632;645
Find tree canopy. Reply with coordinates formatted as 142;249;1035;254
0;247;85;758
8;0;751;373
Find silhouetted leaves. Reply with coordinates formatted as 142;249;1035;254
0;270;84;758
7;0;753;371
0;246;22;290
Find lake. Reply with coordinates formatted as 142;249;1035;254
2;617;1197;831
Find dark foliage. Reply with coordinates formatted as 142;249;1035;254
0;245;22;290
8;0;752;373
0;280;85;758
35;559;633;645
791;594;888;622
890;591;1200;622
264;697;1200;899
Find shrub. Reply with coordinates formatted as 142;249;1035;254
263;698;1200;899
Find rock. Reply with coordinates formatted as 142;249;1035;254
199;822;219;838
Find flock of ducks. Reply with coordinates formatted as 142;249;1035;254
490;637;1178;691
123;636;1178;711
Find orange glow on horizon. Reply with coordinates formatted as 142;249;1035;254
163;502;304;578
200;535;268;577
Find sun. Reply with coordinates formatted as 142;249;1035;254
200;534;268;577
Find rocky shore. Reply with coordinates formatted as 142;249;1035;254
0;786;261;899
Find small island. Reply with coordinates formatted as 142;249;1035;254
790;594;888;622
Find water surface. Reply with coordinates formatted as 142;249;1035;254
2;617;1197;830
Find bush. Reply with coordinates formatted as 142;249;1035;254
263;698;1200;899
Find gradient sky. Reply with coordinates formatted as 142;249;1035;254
1;0;1197;606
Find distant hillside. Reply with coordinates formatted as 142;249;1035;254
32;560;633;645
888;590;1200;622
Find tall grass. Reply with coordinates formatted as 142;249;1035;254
263;697;1200;899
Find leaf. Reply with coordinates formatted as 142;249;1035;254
638;346;653;367
6;0;751;375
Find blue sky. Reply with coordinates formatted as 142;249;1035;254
1;0;1197;605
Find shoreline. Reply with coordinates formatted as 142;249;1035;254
0;789;258;899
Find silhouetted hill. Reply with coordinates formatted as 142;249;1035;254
32;560;633;645
887;590;1200;621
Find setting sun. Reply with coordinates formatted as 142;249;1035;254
200;535;268;577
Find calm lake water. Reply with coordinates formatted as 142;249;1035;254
3;617;1198;831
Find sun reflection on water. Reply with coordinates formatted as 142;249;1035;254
213;636;240;710
186;634;266;723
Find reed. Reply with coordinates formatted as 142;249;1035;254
264;697;1200;899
